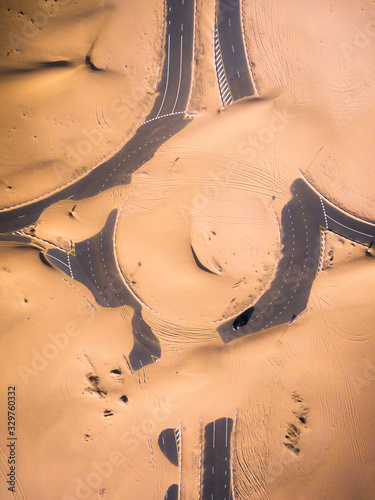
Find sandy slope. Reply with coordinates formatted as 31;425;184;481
243;0;375;220
0;0;163;210
1;1;375;499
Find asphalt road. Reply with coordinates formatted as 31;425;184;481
46;209;161;371
218;178;375;343
215;0;255;105
0;0;195;234
2;0;374;357
148;0;195;120
164;484;178;500
202;417;233;500
0;0;196;371
321;194;375;246
158;428;180;466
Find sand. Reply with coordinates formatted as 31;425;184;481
1;1;375;499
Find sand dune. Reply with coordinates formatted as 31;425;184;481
1;1;375;499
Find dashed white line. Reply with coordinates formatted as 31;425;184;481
319;196;328;228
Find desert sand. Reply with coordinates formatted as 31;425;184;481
1;1;375;499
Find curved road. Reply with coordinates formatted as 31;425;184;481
0;0;195;234
219;177;375;343
0;0;196;372
215;0;255;105
45;209;161;371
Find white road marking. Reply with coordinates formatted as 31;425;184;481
18;215;25;218
47;253;69;269
319;197;328;227
156;34;171;118
326;214;373;238
225;417;228;447
213;420;216;448
172;35;184;113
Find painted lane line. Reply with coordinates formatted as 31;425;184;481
225;417;228;448
239;0;258;95
156;34;171;118
47;253;70;269
186;0;198;115
326;214;374;238
213;420;216;448
319;196;328;227
172;35;184;113
1;0;168;214
66;251;74;279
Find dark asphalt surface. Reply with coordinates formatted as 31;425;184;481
216;0;255;102
0;0;196;371
219;178;375;343
1;0;374;358
0;0;195;234
321;195;375;246
148;0;195;120
158;428;179;466
202;417;233;500
0;112;189;234
164;484;178;500
46;210;161;371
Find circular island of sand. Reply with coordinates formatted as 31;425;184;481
114;178;280;326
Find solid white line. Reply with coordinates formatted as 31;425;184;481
47;253;69;268
1;0;168;214
156;34;171;118
298;169;375;228
225;417;228;448
326;214;374;238
172;35;184;113
213;421;216;448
